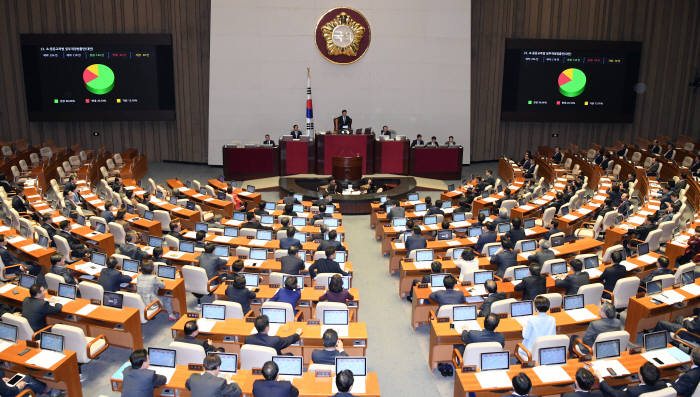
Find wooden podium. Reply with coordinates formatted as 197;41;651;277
332;156;362;183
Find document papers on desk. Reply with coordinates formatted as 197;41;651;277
248;239;267;247
566;308;597;322
0;340;13;353
533;365;571;383
451;221;471;228
514;315;532;328
642;347;687;367
251;323;280;336
519;205;534;211
445;240;461;246
75;262;105;276
620;261;638;271
590;359;630;377
76;304;99;316
453;320;481;334
681;283;700;296
0;283;16;294
653;290;685;305
164;251;185;259
21;243;43;252
475;370;512;389
583;268;602;278
26;350;66;369
467;284;487;296
197;318;217;333
394;242;405;249
149;366;176;383
562;214;578;221
413;261;433;270
213;235;233;243
637;254;658;264
0;226;10;233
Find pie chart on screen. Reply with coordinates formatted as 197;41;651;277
83;64;115;95
558;68;586;97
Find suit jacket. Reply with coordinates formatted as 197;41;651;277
98;267;132;292
490;250;517;277
505;228;526;244
198;252;227;279
562;391;604;397
601;264;627;293
599;380;668;397
405;236;427;254
552;152;563;164
555;272;589;295
642;268;673;283
11;195;27;213
461;329;505;346
673;366;700;396
56;230;82;250
252;379;299;397
479;292;506;317
527;249;556;266
290;130;302;139
317;239;345;252
618;201;631;216
0;246;20;266
411;139;425;147
308;258;347;278
426;206;444;216
514;275;546;300
280;255;305;275
246;332;300;355
428;289;466;308
176;335;218;354
121;367;168;397
582;317;624;346
225;286;256;314
119;243;149;261
241;221;272;230
100;210;115;223
186;371;241;397
475;231;497;253
311;348;348;365
387;206;405;220
279;238;302;250
21;297;62;331
335;116;352;130
51;264;76;284
647;163;660;176
263;139;277;147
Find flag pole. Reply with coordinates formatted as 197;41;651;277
306;67;315;138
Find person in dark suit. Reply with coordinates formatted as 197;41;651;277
56;220;82;250
514;263;546;301
596;362;669;397
425;136;440;148
601;251;627;299
21;284;63;331
562;368;604;397
427;200;445;215
479;280;506;317
569;303;623;355
653;307;700;344
280;246;305;275
457;313;505;355
121;349;168;397
380;125;391;136
334;110;352;132
308;247;348;278
504;218;526;245
99;257;132;292
333;369;355;397
641;256;673;284
483;169;496;188
607;185;622;207
490;239;517;278
119;232;149;261
279;227;302;250
552;146;563;164
11;185;28;214
40;213;57;241
647;158;660;177
225;274;256;315
198;244;228;280
527;239;555;266
241;212;272;230
662;144;674;159
317;230;345;252
311;329;348;365
0;234;27;276
649;139;662;154
629;215;656;244
252;361;299;397
504;372;534;397
176;320;225;354
411;134;425;147
247;315;303;355
186;354;241;397
263;134;277;147
428;275;465;310
405;226;427;255
100;201;115;223
475;223;498;254
555;259;589;296
168;222;183;240
617;193;631;216
672;347;700;396
290;124;303;139
0;367;47;396
50;254;77;285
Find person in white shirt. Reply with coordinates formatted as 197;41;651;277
456;247;479;282
521;295;556;351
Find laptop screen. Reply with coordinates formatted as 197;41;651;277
637;242;650;256
273;356;303;376
646;280;662;295
256;230;272;240
143;211;154;221
453;305;477;321
157;265;176;279
40;332;64;352
452;248;465;259
179;240;194;253
467;227;482;238
199;188;207;196
250;248;267;260
283;275;304;290
224;227;239;237
514;267;531;280
511;301;533;317
408;193;419;201
323;218;339;227
264;202;276;210
217;192;226;200
474;271;493;285
481;351;509;371
244;273;259;287
561;206;570;215
414;203;427;212
148;348;176;367
217;353;238;373
103;292;123;308
584;256;599;269
520;240;536;253
95;222;106;233
415;250;434;262
126;204;135;214
0;323;17;343
448;184;455;191
550;261;568;275
260;215;274;225
195;222;208;233
479;209;490;218
551;235;565;247
123;259;139;273
682;271;696;286
564;294;585;311
453;212;466;222
430;274;449;288
424;215;437;225
335;251;347;263
91;251;106;266
644;331;667;351
325;206;335;214
487;245;501;257
76;214;85;225
539;346;567;365
148;236;162;248
293;194;303;203
58;283;76;300
497;223;511;233
202;304;226;320
246;185;255;193
213;245;229;257
323;310;349;325
38;235;49;247
335;357;367;377
233;212;245;221
437;230;452;241
185;201;195;211
292;204;304;213
392;217;407;227
595;340;621;359
292;217;306;226
379;196;387;203
523;218;536;229
261;307;286;324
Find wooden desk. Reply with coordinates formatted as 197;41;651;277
167;179;234;218
208;178;263;208
0;224;56;271
625;279;700;338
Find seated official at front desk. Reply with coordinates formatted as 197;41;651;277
263;134;276;147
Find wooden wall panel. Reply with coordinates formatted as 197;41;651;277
471;0;700;162
0;0;210;163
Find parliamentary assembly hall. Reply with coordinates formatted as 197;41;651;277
0;0;699;396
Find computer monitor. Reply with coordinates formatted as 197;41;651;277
292;217;306;226
325;206;335;214
148;347;176;368
185;180;191;188
520;240;537;253
514;267;531;281
38;235;49;248
330;275;351;290
148;236;163;248
682;271;696;285
408;193;419;201
199;188;208;196
40;332;64;352
244;273;259;287
292;204;304;213
424;215;438;225
232;212;245;221
637;242;650;256
157;190;164;199
273;356;303;377
260;215;274;225
561;206;570;215
551;235;565;247
91;251;106;266
95;222;106;233
283;275;304;290
157;265;176;279
224;227;239;237
264;202;276;211
201;304;226;320
256;230;272;241
217;191;226;200
487;245;501;257
143;211;154;221
179;240;194;253
335;357;367;377
335;251;347;263
468;227;482;237
584;256;599;269
261;307;286;324
19;274;36;289
126;204;135;214
452;248;465;259
448;184;455;191
185;201;195;211
414;203;427;212
213;245;229;257
250;248;267;261
497;223;511;234
511;301;533;317
293;194;303;203
539;346;567;365
550;261;568;275
415;250;434;262
76;214;85;226
323;309;349;325
453;305;477;321
479;209;491;218
246;185;255;193
436;230;452;241
323;218;339;227
195;222;208;233
384;205;394;213
643;331;667;351
474;271;493;285
217;353;238;373
480;351;509;371
58;283;76;300
523;218;536;229
646;280;662;295
453;212;466;222
122;259;139;273
441;201;451;209
430;274;449;288
595;339;621;359
392;218;407;227
562;295;585;312
0;323;17;343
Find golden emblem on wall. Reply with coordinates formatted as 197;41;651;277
315;8;371;65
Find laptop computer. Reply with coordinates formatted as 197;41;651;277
480;351;509;371
246;185;255;193
414;203;427;213
437;230;452;241
334;251;347;264
407;193;419;201
430;274;449;291
58;283;76;300
260;307;286;335
637;242;650;256
19;274;36;289
213;245;229;258
260;215;274;225
424;215;438;226
584;256;599;269
195;222;208;233
37;235;49;248
452;305;480;333
681;270;696;285
487;245;501;257
468;227;482;238
448;184;455;191
0;323;17;344
595;339;621;360
185;201;195;211
179;240;194;253
122;259;139;276
322;309;350;337
520;240;537;253
273;355;303;381
264;202;276;211
564;294;585;311
148;347;177;381
550;261;568;278
551;235;565;247
292;203;304;213
246;248;268;267
323;218;339;227
103;292;124;309
497;223;511;234
523;218;536;229
256;230;272;241
94;222;106;234
216;352;238;380
244;273;259;290
326;275;350;290
91;251;107;266
514;267;531;281
644;331;667;352
292;217;306;227
539;346;567;366
511;301;533;318
157;265;177;280
453;212;466;222
474;271;493;285
452;248;465;260
143;211;154;221
148;236;163;248
232;212;245;221
224;227;239;237
40;332;64;352
334;357;367;394
646;280;663;295
479;209;490;218
282;275;304;290
201;303;226;320
415;249;434;263
325;206;335;214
